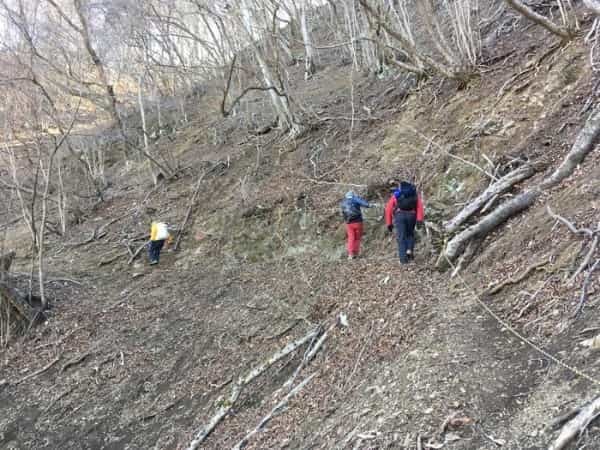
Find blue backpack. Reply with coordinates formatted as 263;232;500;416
341;198;361;223
394;182;417;211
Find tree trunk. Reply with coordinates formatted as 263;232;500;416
300;4;316;79
440;189;541;267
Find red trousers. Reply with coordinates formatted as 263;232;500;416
345;222;363;256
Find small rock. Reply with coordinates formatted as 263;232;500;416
407;349;420;359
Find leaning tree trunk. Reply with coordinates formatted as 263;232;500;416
444;164;537;234
504;0;572;39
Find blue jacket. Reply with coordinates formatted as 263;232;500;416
341;194;370;224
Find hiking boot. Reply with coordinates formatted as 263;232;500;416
406;250;414;260
348;255;355;260
149;260;158;265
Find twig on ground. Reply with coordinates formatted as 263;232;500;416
174;162;225;251
570;234;599;285
44;278;83;286
342;320;373;391
61;351;92;373
547;206;594;237
127;241;148;265
98;253;124;267
32;328;78;351
14;355;61;385
574;259;600;319
265;319;301;340
300;177;367;188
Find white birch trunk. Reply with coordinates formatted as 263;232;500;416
300;3;316;79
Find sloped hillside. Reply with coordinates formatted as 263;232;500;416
1;3;600;450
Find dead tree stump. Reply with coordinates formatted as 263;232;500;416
0;252;39;340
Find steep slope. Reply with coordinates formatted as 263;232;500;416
1;9;600;450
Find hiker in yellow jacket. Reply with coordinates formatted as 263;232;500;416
148;221;172;265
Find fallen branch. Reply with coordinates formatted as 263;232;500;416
570;234;599;285
444;165;536;234
45;278;83;286
186;327;320;450
574;259;600;319
14;355;60;385
98;253;124;267
285;315;345;389
484;259;549;295
61;350;92;373
504;0;572;39
549;396;600;450
547;206;594;237
231;372;317;450
127;241;148;265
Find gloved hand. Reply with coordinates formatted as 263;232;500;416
387;224;393;233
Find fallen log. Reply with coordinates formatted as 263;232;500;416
440;189;541;267
444;165;536;234
441;105;600;266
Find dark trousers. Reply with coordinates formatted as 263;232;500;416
394;211;416;263
148;240;165;263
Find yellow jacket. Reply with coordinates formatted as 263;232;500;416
150;222;172;242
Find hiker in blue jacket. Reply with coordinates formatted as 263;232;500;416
341;191;372;259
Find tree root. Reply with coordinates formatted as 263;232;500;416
14;355;61;385
484;259;549;296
